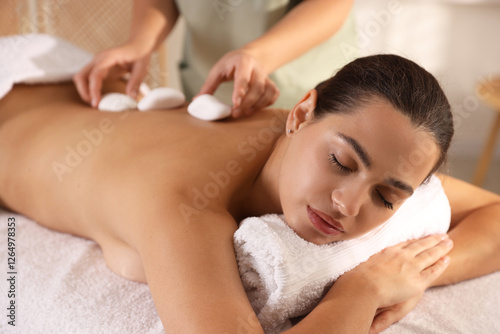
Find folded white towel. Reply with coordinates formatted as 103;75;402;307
0;34;93;100
234;175;451;333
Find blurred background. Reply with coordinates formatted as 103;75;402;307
1;0;499;194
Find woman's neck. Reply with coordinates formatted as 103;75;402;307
244;134;289;217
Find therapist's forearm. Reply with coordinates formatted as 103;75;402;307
241;0;353;74
431;203;500;287
129;0;179;53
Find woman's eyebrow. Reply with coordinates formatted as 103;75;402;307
337;132;372;168
384;177;414;196
336;132;414;195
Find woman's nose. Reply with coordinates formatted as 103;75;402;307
331;187;364;217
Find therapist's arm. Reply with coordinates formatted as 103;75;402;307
242;0;353;74
128;0;178;55
198;0;353;116
74;0;179;106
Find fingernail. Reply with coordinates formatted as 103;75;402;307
442;256;450;264
444;238;453;247
91;98;98;108
235;97;242;107
233;108;241;118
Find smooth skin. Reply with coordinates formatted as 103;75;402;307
1;82;499;333
73;0;353;116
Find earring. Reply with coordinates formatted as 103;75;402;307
287;129;294;134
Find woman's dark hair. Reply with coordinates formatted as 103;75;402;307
314;54;453;175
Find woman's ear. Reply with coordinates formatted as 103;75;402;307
286;89;317;135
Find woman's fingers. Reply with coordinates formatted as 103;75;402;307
403;234;453;272
403;233;448;252
421;253;451;282
344;234;453;308
369;295;422;334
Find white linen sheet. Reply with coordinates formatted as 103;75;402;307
1;208;499;333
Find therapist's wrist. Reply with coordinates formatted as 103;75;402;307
238;44;274;75
128;29;161;55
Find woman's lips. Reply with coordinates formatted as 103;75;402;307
307;206;345;236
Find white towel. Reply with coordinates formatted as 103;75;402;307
234;175;451;333
0;34;93;100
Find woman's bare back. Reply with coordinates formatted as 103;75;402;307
0;82;287;282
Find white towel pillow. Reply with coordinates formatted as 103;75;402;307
234;175;450;333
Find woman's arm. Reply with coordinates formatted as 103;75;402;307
368;174;500;332
286;235;452;333
135;200;264;333
433;174;500;286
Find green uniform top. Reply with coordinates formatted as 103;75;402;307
175;0;357;109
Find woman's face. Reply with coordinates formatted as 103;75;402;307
279;97;440;245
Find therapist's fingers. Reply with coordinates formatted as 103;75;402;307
230;59;253;112
73;62;93;104
197;55;236;98
74;53;115;108
198;70;227;97
126;57;150;99
73;47;139;108
249;78;279;112
87;63;111;108
233;67;266;116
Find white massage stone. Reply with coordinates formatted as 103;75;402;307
137;87;186;111
98;93;137;112
187;94;232;121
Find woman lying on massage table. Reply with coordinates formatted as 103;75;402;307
1;54;499;333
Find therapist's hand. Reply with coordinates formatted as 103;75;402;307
197;50;280;118
73;42;151;108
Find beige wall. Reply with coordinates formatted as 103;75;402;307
353;0;500;191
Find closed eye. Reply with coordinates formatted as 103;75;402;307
376;190;394;210
328;154;351;174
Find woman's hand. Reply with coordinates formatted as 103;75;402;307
197;50;280;118
369;294;422;334
333;234;453;331
73;42;151;108
355;234;452;307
